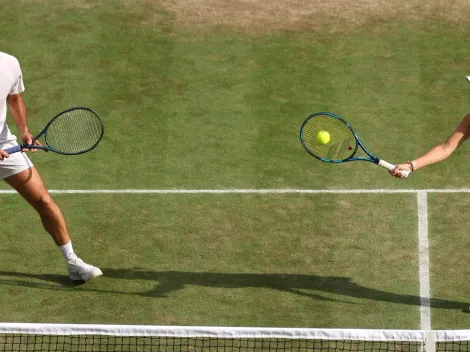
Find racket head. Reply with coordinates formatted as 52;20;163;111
43;107;104;155
300;112;358;162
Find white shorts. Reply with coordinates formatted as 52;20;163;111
0;141;34;180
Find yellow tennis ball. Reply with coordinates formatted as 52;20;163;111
316;130;330;145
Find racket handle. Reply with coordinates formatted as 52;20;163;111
3;145;22;154
378;159;410;178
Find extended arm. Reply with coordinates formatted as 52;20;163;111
391;112;470;176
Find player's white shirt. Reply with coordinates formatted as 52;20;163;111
0;52;24;143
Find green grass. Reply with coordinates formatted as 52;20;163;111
0;0;469;330
0;193;423;328
428;193;470;329
1;2;469;191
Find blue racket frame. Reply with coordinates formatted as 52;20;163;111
300;111;381;164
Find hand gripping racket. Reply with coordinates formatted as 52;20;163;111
300;112;409;178
3;107;104;155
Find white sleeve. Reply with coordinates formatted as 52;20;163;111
9;57;25;95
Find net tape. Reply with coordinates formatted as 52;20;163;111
1;324;470;352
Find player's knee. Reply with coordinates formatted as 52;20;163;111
34;193;57;212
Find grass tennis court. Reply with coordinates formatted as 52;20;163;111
0;0;469;330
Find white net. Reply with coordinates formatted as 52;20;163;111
1;323;470;352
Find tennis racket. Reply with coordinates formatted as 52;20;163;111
3;107;104;155
300;112;409;178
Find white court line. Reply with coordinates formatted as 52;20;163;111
0;188;470;194
417;191;431;330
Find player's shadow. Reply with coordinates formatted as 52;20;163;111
0;268;465;310
104;269;467;310
0;271;85;288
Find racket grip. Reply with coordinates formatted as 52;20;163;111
378;159;410;178
3;145;22;154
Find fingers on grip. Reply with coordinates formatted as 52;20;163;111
399;170;410;178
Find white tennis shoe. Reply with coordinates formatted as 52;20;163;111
66;254;103;281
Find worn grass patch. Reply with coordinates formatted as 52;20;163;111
162;0;470;33
16;0;470;33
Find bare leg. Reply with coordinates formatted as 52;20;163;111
4;166;70;246
4;166;102;281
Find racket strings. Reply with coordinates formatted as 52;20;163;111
301;115;356;161
46;109;103;154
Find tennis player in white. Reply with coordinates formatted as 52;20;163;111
0;51;102;281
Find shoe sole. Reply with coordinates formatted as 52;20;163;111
69;269;103;282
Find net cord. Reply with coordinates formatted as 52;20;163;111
0;324;469;342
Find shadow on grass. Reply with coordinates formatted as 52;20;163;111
0;269;466;311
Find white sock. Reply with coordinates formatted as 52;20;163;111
59;241;75;261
